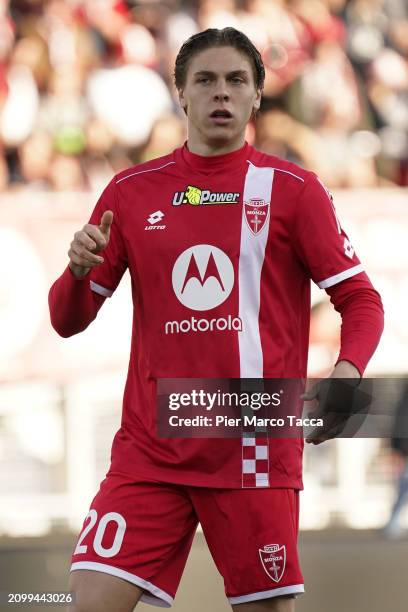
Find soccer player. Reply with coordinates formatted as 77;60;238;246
49;28;384;612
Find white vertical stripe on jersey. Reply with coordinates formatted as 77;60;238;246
238;163;274;377
239;162;275;488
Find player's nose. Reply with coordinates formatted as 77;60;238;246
214;92;230;103
213;79;230;102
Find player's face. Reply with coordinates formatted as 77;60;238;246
179;46;261;154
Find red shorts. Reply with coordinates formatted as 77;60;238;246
70;471;304;607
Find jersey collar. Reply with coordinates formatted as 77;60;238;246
177;141;249;175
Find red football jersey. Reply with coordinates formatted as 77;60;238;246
60;142;366;489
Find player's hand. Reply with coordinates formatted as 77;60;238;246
301;379;352;445
302;362;367;445
68;210;113;279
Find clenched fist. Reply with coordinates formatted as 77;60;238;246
68;210;113;279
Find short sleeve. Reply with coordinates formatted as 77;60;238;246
293;173;364;289
88;178;128;298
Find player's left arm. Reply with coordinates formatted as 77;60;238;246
293;172;384;376
326;271;384;378
293;173;384;442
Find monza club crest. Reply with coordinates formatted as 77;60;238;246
259;544;286;582
244;198;270;235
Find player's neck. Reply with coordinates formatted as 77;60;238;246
186;134;246;157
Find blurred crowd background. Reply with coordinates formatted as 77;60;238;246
0;0;408;551
0;0;407;194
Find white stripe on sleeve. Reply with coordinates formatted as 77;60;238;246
317;264;364;289
90;280;114;297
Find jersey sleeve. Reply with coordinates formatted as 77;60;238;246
293;173;364;289
88;177;128;298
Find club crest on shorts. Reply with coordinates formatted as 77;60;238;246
244;198;270;235
259;544;286;582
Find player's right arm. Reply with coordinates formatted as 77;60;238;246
49;179;127;337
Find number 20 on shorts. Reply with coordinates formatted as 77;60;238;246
74;509;127;558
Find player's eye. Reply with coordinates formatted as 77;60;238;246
197;77;210;84
229;76;245;84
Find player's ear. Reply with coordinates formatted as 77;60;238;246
253;88;262;112
178;90;188;116
251;89;261;120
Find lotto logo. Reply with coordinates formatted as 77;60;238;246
147;210;164;225
344;238;354;259
145;210;166;231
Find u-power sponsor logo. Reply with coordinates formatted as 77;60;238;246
172;185;240;206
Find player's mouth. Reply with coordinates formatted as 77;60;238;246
210;109;233;125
